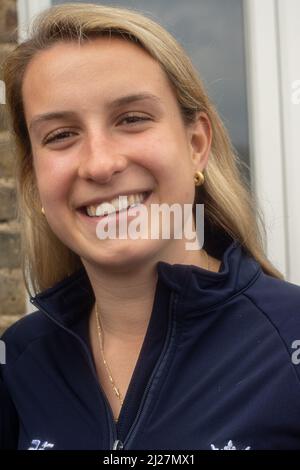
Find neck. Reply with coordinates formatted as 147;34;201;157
82;238;214;343
85;260;159;343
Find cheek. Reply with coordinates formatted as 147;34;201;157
137;132;188;175
142;154;194;204
33;156;72;206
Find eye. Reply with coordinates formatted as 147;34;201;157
43;130;76;145
119;113;151;126
43;114;152;145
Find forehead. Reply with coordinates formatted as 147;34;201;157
22;37;176;117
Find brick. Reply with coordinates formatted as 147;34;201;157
0;221;21;269
0;181;16;221
0;106;9;131
0;0;17;43
0;43;16;131
0;268;26;319
0;1;24;334
0;131;15;177
0;218;20;230
0;43;16;119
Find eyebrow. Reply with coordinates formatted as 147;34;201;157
29;92;163;132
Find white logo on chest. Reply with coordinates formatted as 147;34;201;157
28;439;54;450
211;440;251;450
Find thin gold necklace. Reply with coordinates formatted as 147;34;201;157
95;303;124;421
94;248;209;420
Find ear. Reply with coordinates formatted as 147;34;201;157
186;112;212;171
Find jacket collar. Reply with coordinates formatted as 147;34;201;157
30;239;261;328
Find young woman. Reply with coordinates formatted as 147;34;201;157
1;3;300;450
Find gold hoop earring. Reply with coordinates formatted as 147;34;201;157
41;207;45;215
194;170;205;187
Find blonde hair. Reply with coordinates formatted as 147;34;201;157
2;2;284;295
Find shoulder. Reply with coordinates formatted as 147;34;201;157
1;310;58;365
244;270;300;321
243;271;300;359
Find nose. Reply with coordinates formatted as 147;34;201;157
77;132;128;183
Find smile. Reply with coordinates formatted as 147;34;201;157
84;191;150;217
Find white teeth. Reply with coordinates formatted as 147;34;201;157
85;192;148;217
86;206;96;217
95;201;115;217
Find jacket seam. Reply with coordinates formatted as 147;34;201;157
242;290;300;390
186;267;262;317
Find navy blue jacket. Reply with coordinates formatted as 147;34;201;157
1;239;300;450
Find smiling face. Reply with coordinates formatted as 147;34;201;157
22;37;211;272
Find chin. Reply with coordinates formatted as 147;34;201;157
80;238;163;271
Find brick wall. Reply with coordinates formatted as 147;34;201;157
0;0;26;334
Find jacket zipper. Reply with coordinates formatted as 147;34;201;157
122;291;176;449
30;291;177;450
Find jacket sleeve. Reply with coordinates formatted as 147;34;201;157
0;368;19;449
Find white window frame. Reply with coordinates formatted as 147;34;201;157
17;0;51;43
276;0;300;285
244;0;300;284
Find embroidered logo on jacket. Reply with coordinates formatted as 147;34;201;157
28;439;54;450
211;440;251;450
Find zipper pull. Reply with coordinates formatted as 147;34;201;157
112;439;124;450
